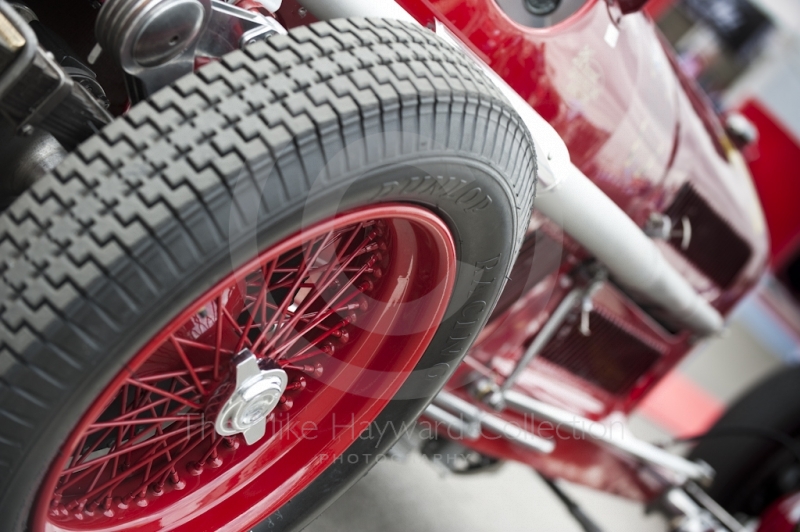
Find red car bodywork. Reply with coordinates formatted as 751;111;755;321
394;0;769;501
738;99;800;270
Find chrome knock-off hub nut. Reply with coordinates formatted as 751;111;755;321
214;349;288;445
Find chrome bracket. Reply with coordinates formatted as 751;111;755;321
655;484;745;532
496;267;606;396
645;212;692;250
197;0;286;58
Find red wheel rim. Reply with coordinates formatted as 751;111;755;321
33;204;457;532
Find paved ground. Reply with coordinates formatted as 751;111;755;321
306;453;667;532
306;294;789;532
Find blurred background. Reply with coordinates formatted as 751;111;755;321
307;0;800;530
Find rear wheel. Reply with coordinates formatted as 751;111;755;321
0;18;536;532
690;365;800;520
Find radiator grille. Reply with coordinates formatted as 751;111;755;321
665;184;752;288
539;310;664;395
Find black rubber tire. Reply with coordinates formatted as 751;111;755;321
689;365;800;517
0;18;536;532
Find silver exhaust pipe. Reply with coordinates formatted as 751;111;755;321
296;0;724;336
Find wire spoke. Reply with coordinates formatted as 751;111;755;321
125;378;202;410
251;231;335;353
169;336;206;396
270;257;372;359
236;259;275;354
214;294;225;380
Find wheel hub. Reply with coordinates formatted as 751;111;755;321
214;350;288;445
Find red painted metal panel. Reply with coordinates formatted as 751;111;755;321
739;99;800;269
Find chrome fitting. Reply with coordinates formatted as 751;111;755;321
214;349;288;445
96;0;212;100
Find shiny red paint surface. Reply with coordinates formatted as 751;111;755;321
643;0;675;20
33;205;457;532
400;0;766;302
738;99;800;269
401;0;768;500
757;492;800;532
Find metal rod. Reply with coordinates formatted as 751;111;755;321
503;390;714;482
540;475;605;532
499;285;583;393
422;403;479;439
431;391;554;454
296;0;416;21
683;481;745;532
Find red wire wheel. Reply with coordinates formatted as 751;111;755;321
33;204;456;532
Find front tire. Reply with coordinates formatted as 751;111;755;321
0;18;536;531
